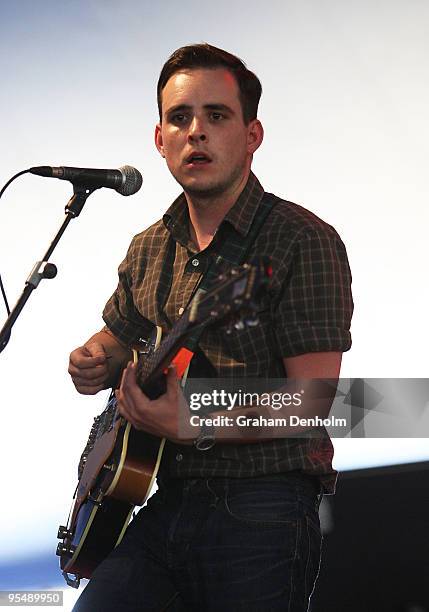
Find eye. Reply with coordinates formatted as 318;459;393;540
171;113;188;125
210;112;224;121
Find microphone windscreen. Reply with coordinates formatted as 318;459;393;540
118;165;143;196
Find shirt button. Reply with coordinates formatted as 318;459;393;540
178;307;184;315
191;258;199;267
176;453;183;462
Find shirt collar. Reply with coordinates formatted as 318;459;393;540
162;192;192;249
162;171;265;243
222;171;265;237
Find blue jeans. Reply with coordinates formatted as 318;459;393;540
73;473;322;611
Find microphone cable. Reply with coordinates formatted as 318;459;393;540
0;169;31;316
0;168;31;200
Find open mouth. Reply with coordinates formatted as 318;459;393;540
186;152;212;165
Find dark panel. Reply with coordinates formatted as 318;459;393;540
312;462;429;612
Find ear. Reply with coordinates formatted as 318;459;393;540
247;119;264;155
155;123;165;157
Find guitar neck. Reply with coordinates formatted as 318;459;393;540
136;309;202;396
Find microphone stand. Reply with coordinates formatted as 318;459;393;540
0;184;95;354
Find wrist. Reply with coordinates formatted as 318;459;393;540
193;418;216;451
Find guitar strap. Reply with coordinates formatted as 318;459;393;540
181;191;280;356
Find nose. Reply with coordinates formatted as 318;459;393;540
188;116;207;142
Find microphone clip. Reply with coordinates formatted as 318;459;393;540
65;183;97;218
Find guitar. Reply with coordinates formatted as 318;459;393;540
56;261;269;588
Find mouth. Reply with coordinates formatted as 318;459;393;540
185;152;212;166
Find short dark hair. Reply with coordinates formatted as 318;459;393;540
157;43;262;125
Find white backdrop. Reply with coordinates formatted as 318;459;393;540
0;0;428;599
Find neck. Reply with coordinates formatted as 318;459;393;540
185;170;250;251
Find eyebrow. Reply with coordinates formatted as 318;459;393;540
204;104;235;114
165;103;235;116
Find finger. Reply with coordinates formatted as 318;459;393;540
71;373;108;387
70;350;106;369
167;363;177;379
68;363;108;380
74;383;105;395
166;365;179;399
118;365;139;409
117;364;152;429
115;386;138;424
121;362;145;401
119;360;133;377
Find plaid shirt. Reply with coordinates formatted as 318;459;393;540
103;172;353;493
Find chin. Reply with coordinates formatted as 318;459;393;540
176;175;223;197
185;183;228;199
172;163;247;199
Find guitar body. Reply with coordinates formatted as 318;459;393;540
57;328;166;587
58;426;165;584
61;495;133;582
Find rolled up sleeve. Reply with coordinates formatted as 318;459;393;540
102;239;152;347
273;227;353;357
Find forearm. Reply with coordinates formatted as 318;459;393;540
197;353;343;445
186;379;338;445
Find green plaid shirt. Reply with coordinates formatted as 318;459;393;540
103;172;353;492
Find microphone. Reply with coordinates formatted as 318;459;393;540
29;165;143;196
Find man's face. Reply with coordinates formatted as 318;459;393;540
155;68;263;198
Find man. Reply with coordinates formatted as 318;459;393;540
70;43;353;611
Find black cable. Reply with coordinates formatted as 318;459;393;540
0;168;30;199
0;168;31;316
0;275;10;315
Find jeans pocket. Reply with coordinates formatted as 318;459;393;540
224;478;300;526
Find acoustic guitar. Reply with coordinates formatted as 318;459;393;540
56;261;268;588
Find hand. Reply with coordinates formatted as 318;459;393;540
115;362;193;444
68;342;109;395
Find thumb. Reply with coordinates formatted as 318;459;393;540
167;363;178;378
166;364;179;391
84;341;106;362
